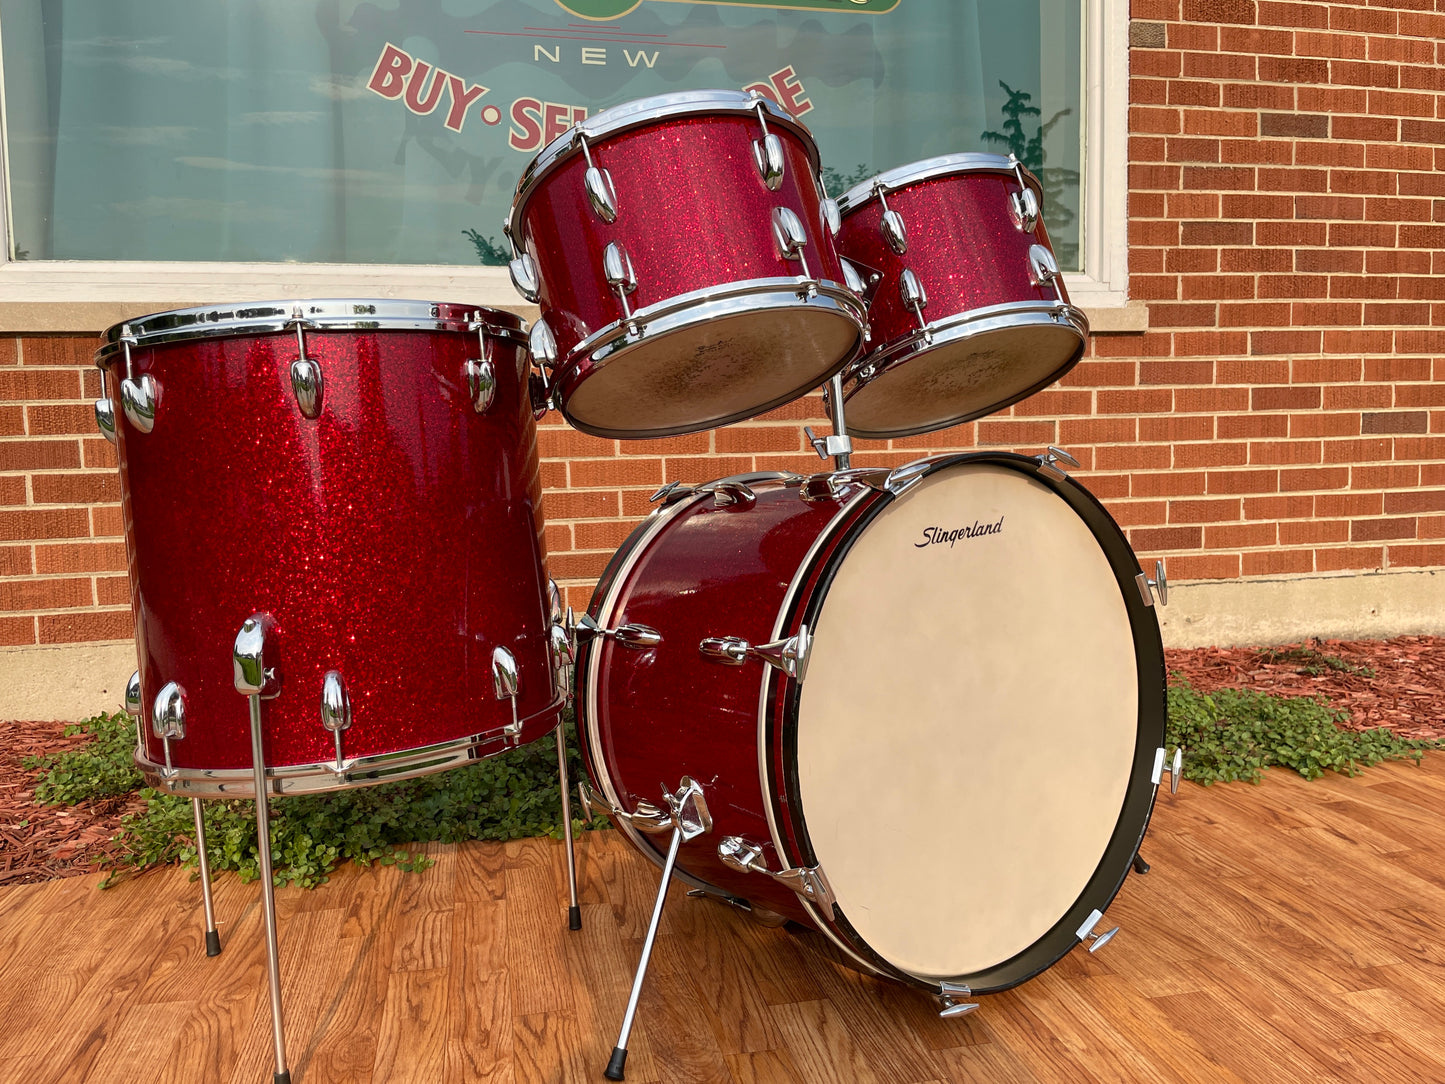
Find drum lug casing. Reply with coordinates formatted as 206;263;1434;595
717;835;835;911
698;624;811;682
572;611;662;650
94;396;117;444
508;251;541;303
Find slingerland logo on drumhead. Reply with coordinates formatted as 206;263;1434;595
914;517;1004;548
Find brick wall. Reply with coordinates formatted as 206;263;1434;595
2;0;1444;643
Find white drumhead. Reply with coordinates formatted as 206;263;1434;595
794;464;1138;979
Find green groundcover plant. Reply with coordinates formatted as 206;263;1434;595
24;683;1439;888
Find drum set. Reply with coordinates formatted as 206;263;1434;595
91;90;1178;1084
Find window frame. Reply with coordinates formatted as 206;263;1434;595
0;0;1132;331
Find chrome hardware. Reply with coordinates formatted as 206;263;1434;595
1010;187;1041;233
839;258;866;297
290;358;323;419
883;460;934;496
899;268;928;311
94;397;117;443
465;356;496;413
650;480;692;505
120;373;158;433
1035;445;1081;482
573;612;662;649
288;306;324;420
191;795;221;956
821;196;842;236
603;240;640;336
1028;243;1063;295
578;780;672;834
662;776;712;841
938;981;980;1018
151;681;187;741
804;425;853;462
550;624;575;694
1152;746;1184;795
124;670;142;717
529;318;558;370
711;480;755;508
749;95;786;190
698;624;811;682
578;134;619;223
508;251;541;302
233;613;280;698
717;835;835;910
548;579;564;625
528;371;551;420
880;209;908;255
770;206;814;290
491;645;522;739
1078;908;1119;953
1139;559;1169;607
321;670;351;771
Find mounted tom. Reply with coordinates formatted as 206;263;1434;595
506;90;867;439
833;154;1090;439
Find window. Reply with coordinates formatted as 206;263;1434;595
0;0;1126;311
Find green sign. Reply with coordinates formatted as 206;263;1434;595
556;0;899;20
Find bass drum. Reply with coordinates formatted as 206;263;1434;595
577;453;1166;993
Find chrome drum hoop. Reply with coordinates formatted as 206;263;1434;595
136;695;565;798
835;153;1043;214
841;302;1090;439
96;299;527;368
509;90;820;237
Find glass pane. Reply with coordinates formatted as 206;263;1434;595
1;0;1082;269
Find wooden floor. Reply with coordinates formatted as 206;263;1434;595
3;755;1445;1083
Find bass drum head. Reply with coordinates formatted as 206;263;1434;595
791;460;1157;986
561;300;861;439
844;315;1086;440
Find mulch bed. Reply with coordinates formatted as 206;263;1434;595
2;634;1442;886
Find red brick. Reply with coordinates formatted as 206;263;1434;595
37;609;133;644
1243;548;1314;575
1245;494;1314;519
1330;170;1399;197
1352;517;1417;541
568;458;663;488
1331;60;1401;88
1131;471;1208;497
1141;416;1216;443
544;490;621;519
91;506;123;537
1256;1;1326;27
0;576;93;611
1259;56;1329;84
1388;543;1445;567
0;369;81;400
1168;497;1242;523
33;541;127;574
1129;526;1203;551
0;544;32;575
547;551;615;580
0;440;82;472
1314;546;1383;571
1220;248;1291;273
1323;437;1396;462
1295;32;1368;60
1370;91;1436;119
0;508;89;541
1297;86;1368;113
1363;302;1431;324
1399;11;1445;38
1163;553;1241;579
1328;222;1396;247
0;616;35;646
539;461;567;489
1134;50;1184;78
1219;302;1292;329
1395;436;1445;459
1316;492;1383;518
1333;115;1400;142
1290;413;1361;438
1183;52;1257;80
96;576;130;607
1207;469;1279;494
1174;331;1248;356
82;439;117;470
1218;358;1291;383
1295;195;1365;220
1096;390;1175;415
1146;303;1219;328
1292;302;1364;325
29;473;120;505
1218;414;1289;439
1362;250;1429;274
1182;275;1256;300
1131;78;1170;107
1246;331;1320;356
664;455;754;480
1058;418;1135;445
1250;441;1323;465
1330;276;1399;300
1060;360;1139;386
1258;275;1328;298
1107;501;1169;529
1396;329;1445;352
1400;65;1445;92
1385;490;1445;515
1324;385;1393;410
1280;519;1351;545
1093;444;1173;470
536;428;618;459
1400;172;1445;197
0;476;23;506
1168;24;1220;50
1327;330;1393;354
1171;390;1250;415
1164;249;1219;274
1206;523;1279;548
1176;441;1249;468
1295;141;1367;168
573;519;644;550
1168;82;1222;108
713;426;801;454
543;522;571;554
1133;275;1181;301
22;403;96;436
1011;390;1093;417
1130;108;1183;136
1367;196;1432;222
1395;383;1445;406
1331;5;1397;32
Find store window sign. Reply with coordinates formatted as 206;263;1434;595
556;0;899;17
1;0;1080;269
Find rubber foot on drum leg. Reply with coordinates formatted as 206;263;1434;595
1132;853;1150;875
274;1072;291;1084
569;904;582;931
205;929;222;957
605;1046;628;1080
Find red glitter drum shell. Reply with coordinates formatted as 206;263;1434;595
509;93;865;438
100;303;563;783
834;157;1089;439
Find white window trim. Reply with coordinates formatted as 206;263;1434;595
0;0;1134;333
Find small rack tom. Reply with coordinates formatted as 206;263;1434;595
507;90;867;440
834;154;1090;439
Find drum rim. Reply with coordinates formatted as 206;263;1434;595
835;153;1044;215
508;90;819;240
553;277;867;439
840;301;1090;439
135;695;566;797
768;452;1167;993
95;299;527;368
